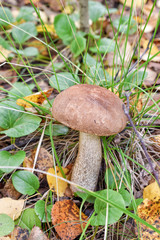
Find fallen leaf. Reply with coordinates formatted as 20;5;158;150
24;0;40;6
141;17;158;33
31;147;54;179
129;92;143;113
0;46;11;62
43;0;65;11
16;88;53;108
36;24;57;36
141;67;157;86
10;226;29;240
143;181;160;201
0;237;11;240
119;0;147;8
150;135;160;147
0;70;17;84
2;179;21;200
0;197;24;220
28;40;48;56
136;198;160;239
106;41;133;66
51;200;88;240
47;167;71;197
23;157;33;172
141;39;160;62
28;226;49;240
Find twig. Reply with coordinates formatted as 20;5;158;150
123;92;160;186
0;136;40;152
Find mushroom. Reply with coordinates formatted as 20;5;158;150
52;84;127;192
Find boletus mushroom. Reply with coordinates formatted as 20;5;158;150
52;84;127;192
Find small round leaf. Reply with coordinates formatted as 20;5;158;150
0;214;14;237
91;189;125;226
12;22;37;44
35;200;52;222
12;171;40;195
15;208;41;231
0;150;25;173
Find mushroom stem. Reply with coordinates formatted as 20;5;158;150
71;132;102;192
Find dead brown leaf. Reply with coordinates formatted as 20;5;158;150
23;156;33;172
0;70;17;84
28;226;49;240
0;47;11;62
141;67;157;87
31;147;54;179
51;200;88;240
119;0;147;8
2;179;21;200
10;226;29;240
43;0;65;11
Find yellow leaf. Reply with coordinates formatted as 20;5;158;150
36;24;57;36
47;167;71;197
0;197;24;220
141;39;160;62
143;181;160;200
16;88;53;108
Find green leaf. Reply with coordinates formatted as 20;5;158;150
35;200;52;222
15;208;41;231
0;36;11;50
123;71;148;90
16;6;36;22
0;7;14;27
91;189;125;226
0;101;23;129
75;192;96;203
12;171;40;195
0;214;14;237
12;22;37;44
113;16;137;35
105;167;131;190
119;188;131;207
128;198;143;211
89;38;115;53
87;66;111;85
54;14;76;43
89;1;107;22
11;47;39;57
0;150;25;173
85;53;100;67
1;114;41;137
70;36;86;57
49;72;80;91
8;82;35;100
44;124;69;136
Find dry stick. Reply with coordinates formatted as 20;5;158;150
123;92;160;186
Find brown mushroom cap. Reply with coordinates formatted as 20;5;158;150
52;84;127;136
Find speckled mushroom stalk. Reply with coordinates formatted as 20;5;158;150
71;132;102;192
